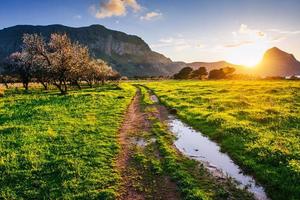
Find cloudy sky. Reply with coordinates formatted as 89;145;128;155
1;0;300;65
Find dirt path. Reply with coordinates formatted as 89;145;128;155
117;86;255;200
117;90;147;200
117;89;181;200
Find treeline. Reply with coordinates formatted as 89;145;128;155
173;66;236;80
0;33;120;94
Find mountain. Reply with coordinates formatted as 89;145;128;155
188;48;300;77
1;25;299;77
0;24;175;77
255;47;300;77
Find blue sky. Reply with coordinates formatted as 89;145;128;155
1;0;300;65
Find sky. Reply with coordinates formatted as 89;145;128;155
1;0;300;66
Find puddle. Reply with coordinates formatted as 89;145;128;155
150;94;159;103
134;138;147;147
133;138;156;147
168;116;269;200
148;93;269;199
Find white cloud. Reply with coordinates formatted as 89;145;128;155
125;0;141;11
267;28;300;35
151;36;205;52
224;40;253;48
238;24;266;38
91;0;141;19
140;11;162;21
224;24;267;48
270;35;286;42
73;15;82;20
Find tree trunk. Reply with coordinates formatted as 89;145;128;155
62;80;68;94
87;81;93;88
75;81;81;90
4;82;8;89
53;81;66;95
23;82;29;91
41;82;48;90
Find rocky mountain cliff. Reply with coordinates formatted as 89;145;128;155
0;24;175;77
1;25;299;77
255;47;300;77
188;48;300;77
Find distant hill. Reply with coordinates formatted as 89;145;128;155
187;61;246;73
255;47;300;77
188;48;300;77
0;24;175;77
0;24;299;77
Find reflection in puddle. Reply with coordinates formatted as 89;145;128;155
168;116;269;200
150;95;159;103
134;138;147;147
133;138;156;147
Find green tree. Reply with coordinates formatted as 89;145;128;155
208;69;225;79
173;67;193;79
208;67;236;79
190;67;208;79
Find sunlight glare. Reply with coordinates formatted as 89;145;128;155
225;41;269;67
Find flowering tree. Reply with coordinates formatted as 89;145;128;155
69;42;90;89
22;34;51;90
94;59;114;85
6;33;120;94
8;52;33;91
83;59;114;87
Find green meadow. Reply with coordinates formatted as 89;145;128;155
0;84;135;199
1;80;300;200
144;80;300;200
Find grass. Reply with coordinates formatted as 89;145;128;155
143;80;300;200
0;83;135;199
132;85;253;200
0;84;5;97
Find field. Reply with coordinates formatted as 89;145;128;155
0;85;4;96
144;80;300;200
121;84;254;200
0;84;135;199
1;80;299;200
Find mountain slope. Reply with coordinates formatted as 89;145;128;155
0;24;173;77
1;25;299;77
255;47;300;76
188;48;300;77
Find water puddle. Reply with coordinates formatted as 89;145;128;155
168;116;269;200
133;137;156;147
148;92;269;199
150;94;159;103
133;138;147;147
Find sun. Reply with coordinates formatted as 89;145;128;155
225;42;269;67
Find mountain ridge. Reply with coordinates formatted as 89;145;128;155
187;61;246;73
0;24;173;77
0;24;300;77
255;47;300;76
